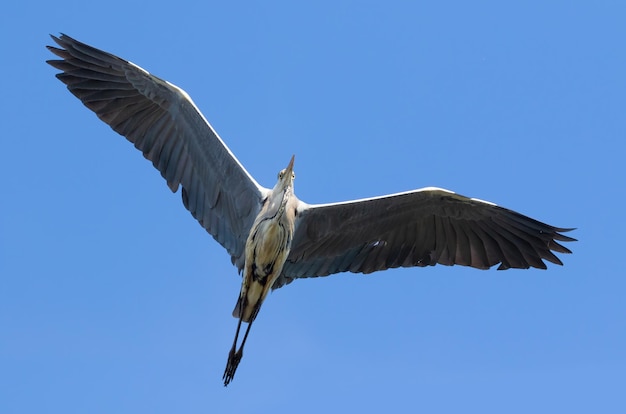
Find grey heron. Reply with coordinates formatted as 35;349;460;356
46;34;575;386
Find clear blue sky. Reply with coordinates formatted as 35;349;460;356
2;2;624;413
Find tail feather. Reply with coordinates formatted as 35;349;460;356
232;296;242;319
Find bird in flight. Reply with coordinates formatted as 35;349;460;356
47;34;575;386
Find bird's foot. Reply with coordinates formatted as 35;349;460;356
222;347;243;386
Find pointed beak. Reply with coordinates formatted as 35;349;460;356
285;155;295;176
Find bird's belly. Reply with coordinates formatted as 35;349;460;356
236;218;293;322
254;221;287;268
248;218;292;286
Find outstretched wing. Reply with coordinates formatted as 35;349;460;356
47;34;268;269
275;187;574;288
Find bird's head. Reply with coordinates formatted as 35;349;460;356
275;155;296;192
264;155;296;218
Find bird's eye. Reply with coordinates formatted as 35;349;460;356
278;169;293;180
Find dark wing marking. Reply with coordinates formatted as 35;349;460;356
275;187;574;288
47;34;269;269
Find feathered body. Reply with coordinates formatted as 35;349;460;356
234;166;297;322
46;34;576;387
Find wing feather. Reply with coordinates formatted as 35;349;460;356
275;188;574;288
47;34;268;267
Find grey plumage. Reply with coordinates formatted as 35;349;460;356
47;34;575;385
47;34;266;271
280;187;574;288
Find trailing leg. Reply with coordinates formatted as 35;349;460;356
223;319;255;386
